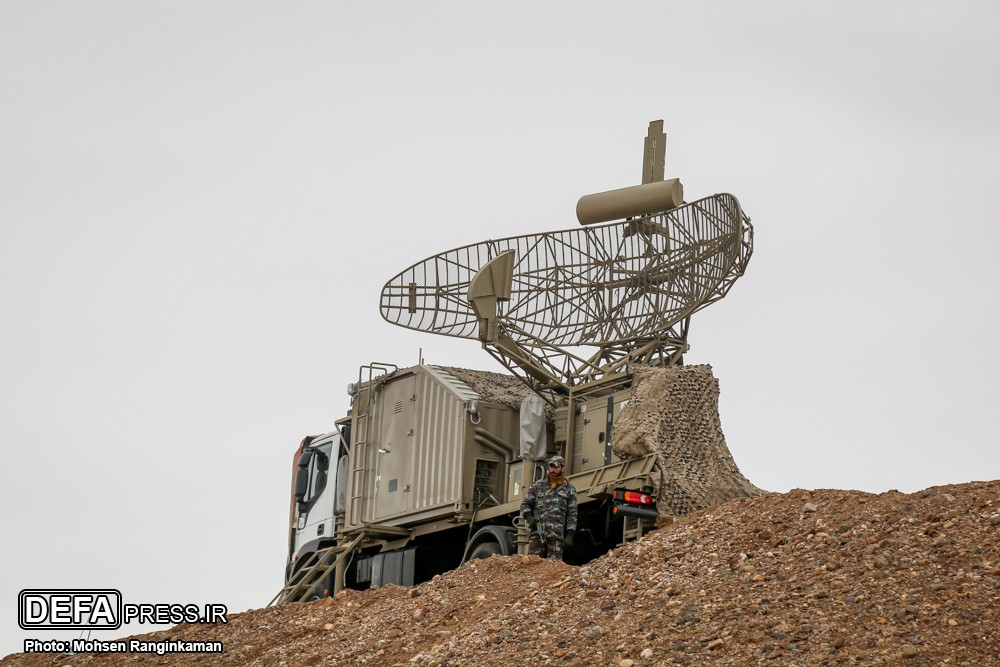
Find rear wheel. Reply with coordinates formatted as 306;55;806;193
468;541;502;560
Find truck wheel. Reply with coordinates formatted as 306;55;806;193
468;541;502;560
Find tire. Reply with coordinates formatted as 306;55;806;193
468;541;502;560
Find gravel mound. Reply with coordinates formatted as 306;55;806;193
6;481;998;666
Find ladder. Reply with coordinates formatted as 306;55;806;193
269;532;365;605
347;363;396;526
619;514;652;545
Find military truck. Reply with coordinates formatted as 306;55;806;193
273;122;754;602
280;362;660;598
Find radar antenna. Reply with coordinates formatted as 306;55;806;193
380;122;753;404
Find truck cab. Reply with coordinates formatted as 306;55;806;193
285;429;348;587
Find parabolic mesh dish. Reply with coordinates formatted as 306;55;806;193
380;193;752;349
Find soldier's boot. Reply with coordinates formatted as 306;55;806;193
545;536;564;561
526;531;544;557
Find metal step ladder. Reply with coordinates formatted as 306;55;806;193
268;533;365;605
347;363;396;526
619;514;652;545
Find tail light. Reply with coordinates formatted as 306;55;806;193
613;489;653;505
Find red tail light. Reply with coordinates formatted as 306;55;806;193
613;489;653;505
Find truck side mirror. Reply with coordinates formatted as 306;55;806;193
294;467;309;504
294;448;313;503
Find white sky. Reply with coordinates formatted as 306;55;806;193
2;0;998;656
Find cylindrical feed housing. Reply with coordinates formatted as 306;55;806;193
576;178;684;226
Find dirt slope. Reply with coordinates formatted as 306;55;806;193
6;481;999;666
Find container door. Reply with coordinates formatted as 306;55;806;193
575;392;627;472
373;375;415;520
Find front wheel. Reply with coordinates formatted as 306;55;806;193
468;541;502;560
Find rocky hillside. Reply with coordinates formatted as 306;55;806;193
5;481;998;666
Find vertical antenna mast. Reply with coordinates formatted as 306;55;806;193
641;119;666;185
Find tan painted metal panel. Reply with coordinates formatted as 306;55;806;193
411;369;465;514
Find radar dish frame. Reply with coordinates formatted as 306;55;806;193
380;192;752;403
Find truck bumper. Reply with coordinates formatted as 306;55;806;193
612;503;659;520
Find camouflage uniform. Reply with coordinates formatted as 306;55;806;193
520;466;578;560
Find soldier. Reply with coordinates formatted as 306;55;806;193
520;455;578;560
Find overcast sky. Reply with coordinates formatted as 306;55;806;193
2;1;998;656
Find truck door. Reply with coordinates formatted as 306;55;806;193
294;437;338;557
373;375;415;521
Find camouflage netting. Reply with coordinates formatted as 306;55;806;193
440;366;556;421
371;366;538;411
613;364;763;516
